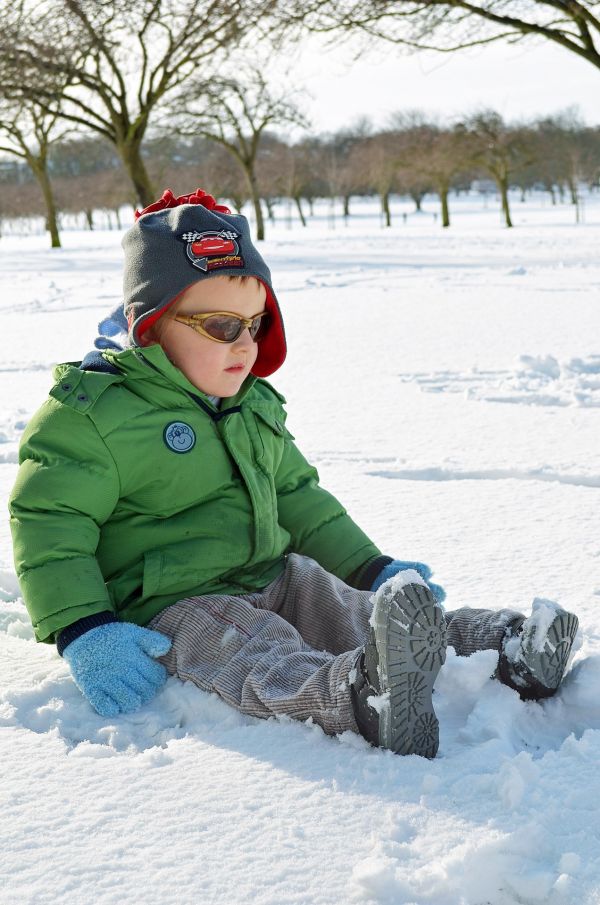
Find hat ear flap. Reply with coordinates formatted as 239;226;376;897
252;284;286;378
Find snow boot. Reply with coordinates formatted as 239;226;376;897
498;599;579;700
350;572;447;758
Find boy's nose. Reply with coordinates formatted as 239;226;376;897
233;327;256;349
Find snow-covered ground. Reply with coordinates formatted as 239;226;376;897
1;192;599;905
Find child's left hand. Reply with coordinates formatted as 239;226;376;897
370;559;446;603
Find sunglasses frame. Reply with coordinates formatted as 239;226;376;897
174;309;269;344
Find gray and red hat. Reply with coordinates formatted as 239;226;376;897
122;189;286;378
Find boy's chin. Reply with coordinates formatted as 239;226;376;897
194;373;248;398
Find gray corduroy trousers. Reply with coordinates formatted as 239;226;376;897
149;554;522;738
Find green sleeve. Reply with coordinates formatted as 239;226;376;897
9;399;120;643
275;431;381;581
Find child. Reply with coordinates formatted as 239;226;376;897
9;189;579;759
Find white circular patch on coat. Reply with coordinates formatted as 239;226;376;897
163;421;196;453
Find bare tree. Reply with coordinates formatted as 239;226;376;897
285;1;600;72
50;136;131;228
406;122;472;227
348;131;400;226
0;98;66;246
176;66;308;239
258;140;311;226
429;129;468;225
387;113;436;214
579;125;600;190
286;138;331;216
465;111;533;227
321;143;348;225
0;177;48;236
528;118;570;204
548;108;589;217
511;110;595;209
0;0;277;207
328;120;372;217
510;127;543;203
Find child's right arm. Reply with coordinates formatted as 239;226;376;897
9;397;171;714
9;398;120;644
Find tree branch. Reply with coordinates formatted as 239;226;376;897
0;143;27;159
137;0;163;110
62;0;129;106
299;0;600;68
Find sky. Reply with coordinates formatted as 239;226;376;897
281;31;600;134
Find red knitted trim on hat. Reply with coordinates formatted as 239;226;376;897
135;188;231;221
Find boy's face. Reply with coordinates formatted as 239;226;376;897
158;275;266;397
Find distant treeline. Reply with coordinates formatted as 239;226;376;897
1;110;598;235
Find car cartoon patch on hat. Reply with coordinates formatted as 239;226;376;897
180;229;244;272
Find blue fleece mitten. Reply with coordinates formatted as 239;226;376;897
370;559;446;603
63;622;172;717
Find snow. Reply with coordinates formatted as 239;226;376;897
366;692;390;716
1;191;599;904
368;568;429;630
531;599;567;653
399;352;600;408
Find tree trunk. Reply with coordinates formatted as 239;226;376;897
114;207;122;229
33;162;61;248
265;197;276;224
381;191;391;227
497;177;513;228
569;177;581;223
307;198;314;217
119;140;155;208
411;192;423;212
343;194;350;218
294;195;307;227
440;186;450;228
254;196;265;239
245;168;265;240
85;209;94;230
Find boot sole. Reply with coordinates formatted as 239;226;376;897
371;581;447;758
520;608;579;695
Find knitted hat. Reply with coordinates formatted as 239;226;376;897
122;189;286;378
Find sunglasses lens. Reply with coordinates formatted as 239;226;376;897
202;316;244;342
250;313;270;341
187;312;271;343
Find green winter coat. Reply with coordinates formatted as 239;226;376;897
9;343;381;644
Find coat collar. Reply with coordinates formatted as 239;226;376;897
102;343;258;407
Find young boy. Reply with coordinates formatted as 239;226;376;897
9;189;579;759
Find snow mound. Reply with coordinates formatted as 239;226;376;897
398;353;600;408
